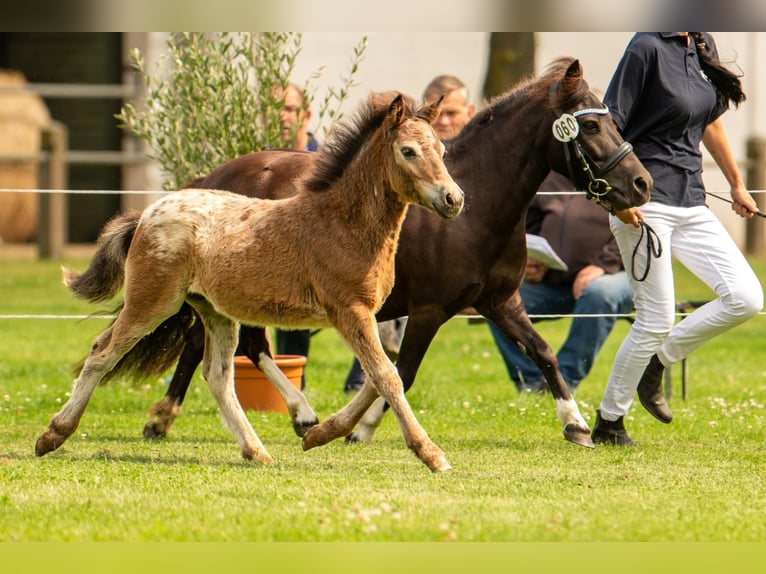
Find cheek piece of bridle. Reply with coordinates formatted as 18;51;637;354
550;96;661;282
551;105;633;206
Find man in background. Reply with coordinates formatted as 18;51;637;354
274;83;317;388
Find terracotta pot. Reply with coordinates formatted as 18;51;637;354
233;354;306;413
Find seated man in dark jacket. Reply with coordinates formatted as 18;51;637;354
490;171;633;393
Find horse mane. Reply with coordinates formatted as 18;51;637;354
535;56;589;110
452;57;587;150
304;91;418;193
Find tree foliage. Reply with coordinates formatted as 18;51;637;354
117;32;367;190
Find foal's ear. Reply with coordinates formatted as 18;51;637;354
417;94;443;125
387;93;406;126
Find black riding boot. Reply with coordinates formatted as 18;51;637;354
591;410;635;446
637;353;673;423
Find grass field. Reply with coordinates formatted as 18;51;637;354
1;247;765;543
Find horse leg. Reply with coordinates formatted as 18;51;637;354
303;309;451;473
348;311;442;444
238;325;319;437
191;304;273;463
36;306;172;456
482;293;593;448
144;312;205;439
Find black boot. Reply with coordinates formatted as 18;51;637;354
637;354;673;423
591;410;635;446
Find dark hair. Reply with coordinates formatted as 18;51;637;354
690;32;746;108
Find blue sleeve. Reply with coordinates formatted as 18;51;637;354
604;36;653;133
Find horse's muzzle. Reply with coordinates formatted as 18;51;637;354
434;185;464;219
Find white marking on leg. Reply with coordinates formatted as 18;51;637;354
554;396;588;429
257;353;318;428
352;397;387;443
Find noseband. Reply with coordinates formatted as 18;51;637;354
550;96;633;207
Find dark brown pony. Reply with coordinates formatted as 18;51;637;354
35;92;464;472
148;57;652;450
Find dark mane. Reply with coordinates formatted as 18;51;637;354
536;57;589;110
304;91;418;193
449;57;586;154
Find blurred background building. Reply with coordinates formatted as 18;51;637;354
1;32;763;251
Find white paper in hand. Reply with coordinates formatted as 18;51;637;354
526;234;568;271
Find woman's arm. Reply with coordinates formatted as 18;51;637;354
703;117;758;218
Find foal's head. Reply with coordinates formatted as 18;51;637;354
306;91;463;220
381;93;464;219
542;57;652;213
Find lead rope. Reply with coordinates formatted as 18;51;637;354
631;220;662;282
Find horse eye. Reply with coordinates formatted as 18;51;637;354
401;146;417;160
582;120;600;133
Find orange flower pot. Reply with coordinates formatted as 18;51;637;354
233;354;306;413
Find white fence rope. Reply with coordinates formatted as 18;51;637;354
1;187;764;321
2;188;766;196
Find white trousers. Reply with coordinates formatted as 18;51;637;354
600;203;763;420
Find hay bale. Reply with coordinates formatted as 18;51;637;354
0;69;51;242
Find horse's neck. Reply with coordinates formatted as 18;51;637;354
452;99;550;232
327;159;407;253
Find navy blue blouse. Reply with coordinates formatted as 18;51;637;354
604;32;728;208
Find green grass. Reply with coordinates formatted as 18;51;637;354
1;251;765;541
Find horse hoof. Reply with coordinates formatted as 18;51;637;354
563;424;595;448
34;434;60;457
301;432;318;451
430;457;453;473
292;418;319;438
142;423;168;440
344;433;360;444
242;449;274;464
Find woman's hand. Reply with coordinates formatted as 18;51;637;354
730;185;759;219
613;206;644;227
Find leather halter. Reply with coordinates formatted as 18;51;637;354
549;85;633;208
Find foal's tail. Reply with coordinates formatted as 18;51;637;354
66;211;197;383
63;211;141;303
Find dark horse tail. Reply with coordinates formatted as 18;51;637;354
65;211;196;383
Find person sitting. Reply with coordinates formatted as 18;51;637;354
488;171;634;393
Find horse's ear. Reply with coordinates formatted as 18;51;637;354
559;59;584;101
417;95;443;125
387;94;406;126
564;59;583;82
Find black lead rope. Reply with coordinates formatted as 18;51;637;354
705;191;766;218
631;220;662;282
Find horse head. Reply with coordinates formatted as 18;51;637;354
546;58;652;213
383;93;464;219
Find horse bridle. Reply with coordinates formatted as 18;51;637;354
549;88;660;282
551;105;634;207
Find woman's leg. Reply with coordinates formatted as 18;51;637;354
656;206;763;364
599;204;678;421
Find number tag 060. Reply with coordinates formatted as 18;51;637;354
552;114;579;142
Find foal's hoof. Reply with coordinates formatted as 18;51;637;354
344;433;360;444
563;424;595;448
431;459;453;473
35;433;62;457
142;422;168;440
301;430;320;451
291;418;319;438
